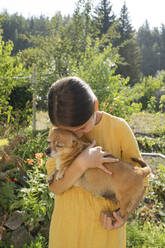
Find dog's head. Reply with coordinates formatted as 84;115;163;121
46;128;81;158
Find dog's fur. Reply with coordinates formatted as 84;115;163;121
46;128;151;217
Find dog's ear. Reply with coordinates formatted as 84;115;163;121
52;127;57;133
52;127;59;138
72;139;78;147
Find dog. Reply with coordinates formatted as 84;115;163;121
46;128;151;218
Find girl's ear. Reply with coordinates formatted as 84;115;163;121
94;99;99;112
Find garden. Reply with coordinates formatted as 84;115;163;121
0;1;165;246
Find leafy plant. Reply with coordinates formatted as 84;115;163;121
23;234;48;248
129;164;165;225
137;136;165;154
0;35;24;123
127;222;165;247
10;150;54;232
0;181;17;211
127;164;165;247
132;76;164;110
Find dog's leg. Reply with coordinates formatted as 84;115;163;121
55;167;67;181
47;169;57;184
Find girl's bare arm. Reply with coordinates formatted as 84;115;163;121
49;141;118;195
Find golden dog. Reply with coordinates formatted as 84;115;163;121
46;128;151;217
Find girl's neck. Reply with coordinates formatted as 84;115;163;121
95;111;103;126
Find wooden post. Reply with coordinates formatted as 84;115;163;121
32;64;37;136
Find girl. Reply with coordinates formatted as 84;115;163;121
46;76;147;248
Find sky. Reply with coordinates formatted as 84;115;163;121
0;0;165;30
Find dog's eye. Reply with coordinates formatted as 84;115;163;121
55;141;64;148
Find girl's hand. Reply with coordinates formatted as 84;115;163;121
100;210;127;230
74;141;119;175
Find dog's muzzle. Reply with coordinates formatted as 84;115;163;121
46;147;51;156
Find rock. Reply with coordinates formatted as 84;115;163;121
10;225;32;248
5;211;24;230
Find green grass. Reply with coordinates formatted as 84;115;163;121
128;112;165;135
127;222;165;248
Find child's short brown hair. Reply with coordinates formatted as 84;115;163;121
48;77;96;127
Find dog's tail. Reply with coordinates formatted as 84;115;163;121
131;157;151;177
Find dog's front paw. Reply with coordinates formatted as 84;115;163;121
55;171;64;181
55;168;66;181
47;170;57;184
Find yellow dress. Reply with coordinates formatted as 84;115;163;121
46;112;145;248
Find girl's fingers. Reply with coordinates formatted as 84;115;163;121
102;152;119;163
97;165;112;175
100;211;126;230
113;211;123;223
100;212;113;230
88;140;96;148
103;157;119;163
112;211;125;228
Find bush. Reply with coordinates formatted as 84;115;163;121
132;76;164;111
0;36;24;123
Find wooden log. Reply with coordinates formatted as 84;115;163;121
141;152;165;159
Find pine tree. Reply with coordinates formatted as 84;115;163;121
115;2;141;84
160;24;165;71
137;20;157;76
118;1;133;42
94;0;116;37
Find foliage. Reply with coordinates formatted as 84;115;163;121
0;129;53;247
23;234;48;248
0;36;24;123
9;131;54;230
1;3;165;82
93;0;116;37
137;135;165;154
72;39;141;118
115;2;142;85
118;2;133;42
116;38;142;85
127;222;165;247
159;94;165;112
132;75;164;110
137;22;165;76
147;96;157;113
1;12;50;55
0;181;16;211
131;164;165;223
0;112;165;247
127;164;165;247
10;162;54;231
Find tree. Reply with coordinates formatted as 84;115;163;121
116;2;141;84
160;24;165;71
72;39;141;118
137;21;158;76
0;35;24;122
94;0;116;37
118;1;133;42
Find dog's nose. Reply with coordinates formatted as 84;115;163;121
46;147;51;156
